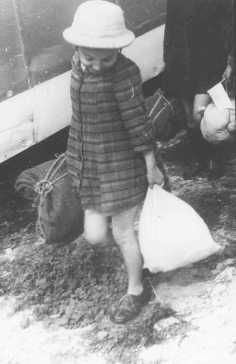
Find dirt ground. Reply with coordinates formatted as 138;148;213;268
1;141;236;364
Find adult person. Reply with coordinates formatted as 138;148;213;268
163;0;233;178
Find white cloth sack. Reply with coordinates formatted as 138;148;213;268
139;186;221;273
200;102;234;144
200;83;235;144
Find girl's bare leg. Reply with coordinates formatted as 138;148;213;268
112;204;143;295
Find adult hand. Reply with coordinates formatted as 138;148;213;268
228;107;236;133
191;93;211;128
222;64;233;83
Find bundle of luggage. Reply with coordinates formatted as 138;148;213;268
200;82;235;144
15;153;84;245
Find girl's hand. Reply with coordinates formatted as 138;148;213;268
147;165;164;189
143;150;164;188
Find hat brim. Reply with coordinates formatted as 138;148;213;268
63;27;135;49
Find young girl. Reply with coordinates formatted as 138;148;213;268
63;0;164;324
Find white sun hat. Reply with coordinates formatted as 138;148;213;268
63;0;135;49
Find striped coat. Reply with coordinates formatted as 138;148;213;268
66;52;154;214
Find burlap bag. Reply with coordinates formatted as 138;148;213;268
35;154;84;245
15;159;54;201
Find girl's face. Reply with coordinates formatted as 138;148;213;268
78;47;119;73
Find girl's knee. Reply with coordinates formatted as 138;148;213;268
112;205;140;247
84;210;109;245
112;224;125;246
84;229;107;245
112;223;136;248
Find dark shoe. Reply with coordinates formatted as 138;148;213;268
110;283;152;324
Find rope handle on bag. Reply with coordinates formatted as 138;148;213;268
44;153;66;181
148;90;175;123
35;153;68;197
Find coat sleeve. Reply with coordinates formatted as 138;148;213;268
114;60;155;153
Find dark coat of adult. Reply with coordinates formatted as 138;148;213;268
66;52;155;214
163;0;233;99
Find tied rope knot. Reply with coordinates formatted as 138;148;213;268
35;179;54;197
34;153;68;197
